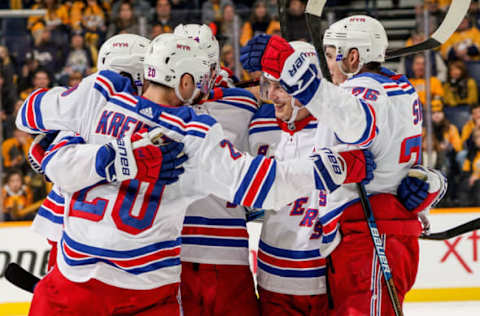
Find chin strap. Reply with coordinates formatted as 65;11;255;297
286;97;302;130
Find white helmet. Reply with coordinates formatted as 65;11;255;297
174;24;220;72
323;15;388;75
144;33;212;105
97;34;150;94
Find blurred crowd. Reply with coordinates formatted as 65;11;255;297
1;0;480;221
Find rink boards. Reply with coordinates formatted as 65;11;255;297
1;208;479;314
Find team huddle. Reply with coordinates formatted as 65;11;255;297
17;15;446;316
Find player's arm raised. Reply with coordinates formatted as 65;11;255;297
241;35;376;147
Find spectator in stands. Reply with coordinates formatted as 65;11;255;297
409;53;444;107
149;0;181;34
240;0;280;46
68;71;84;87
28;0;69;34
70;0;107;48
2;99;23;140
107;1;141;37
2;129;33;175
24;25;65;79
111;0;151;22
2;169;34;221
443;60;478;108
58;32;95;85
286;0;310;41
441;16;480;62
431;100;463;160
398;31;447;82
0;47;18;121
266;0;278;19
430;100;464;204
461;104;480;152
150;23;166;39
202;0;233;25
211;2;242;46
19;69;51;101
458;127;480;206
220;43;248;81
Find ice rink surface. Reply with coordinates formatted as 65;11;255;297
404;301;480;315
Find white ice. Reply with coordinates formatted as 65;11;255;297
404;301;480;315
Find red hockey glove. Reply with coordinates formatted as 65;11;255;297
339;149;376;185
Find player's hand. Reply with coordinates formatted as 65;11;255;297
397;165;447;213
28;131;60;174
100;128;187;184
339;149;376;185
214;68;235;88
311;148;376;193
240;35;294;79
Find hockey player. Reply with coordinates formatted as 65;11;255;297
174;24;261;316
17;33;373;315
27;34;178;273
240;16;447;315
253;41;334;316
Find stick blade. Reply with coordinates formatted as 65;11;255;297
5;262;40;293
305;0;328;17
386;0;471;59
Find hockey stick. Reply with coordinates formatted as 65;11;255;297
385;0;471;59
5;262;40;293
305;1;403;315
420;217;480;240
277;0;289;38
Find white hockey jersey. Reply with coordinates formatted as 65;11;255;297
306;68;423;215
16;70;319;290
32;185;64;242
181;87;258;265
248;103;282;157
250;114;339;295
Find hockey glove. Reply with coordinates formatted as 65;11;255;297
312;148;376;193
240;35;295;79
397;165;447;214
28;131;60;174
214;68;235;88
98;128;187;184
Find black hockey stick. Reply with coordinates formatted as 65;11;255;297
277;0;289;38
385;0;471;59
420;217;480;240
305;1;403;315
5;262;40;294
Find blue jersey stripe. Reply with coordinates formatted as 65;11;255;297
33;91;47;130
63;233;181;258
258;260;326;278
253;160;276;208
183;216;246;227
233;156;263;205
215;100;257;114
248;126;282;135
61;244;181;275
259;240;320;259
37;207;64;224
48;190;65;204
181;237;248;248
